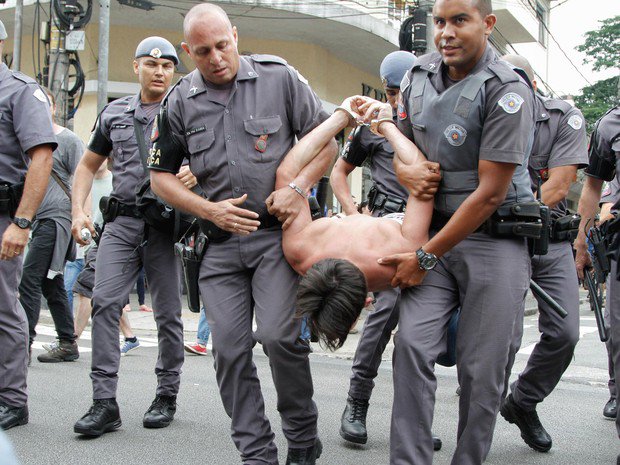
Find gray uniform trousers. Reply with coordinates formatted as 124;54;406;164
605;274;616;400
349;287;400;400
199;228;317;465
509;241;580;409
391;232;530;465
90;216;184;399
0;214;28;407
606;258;620;436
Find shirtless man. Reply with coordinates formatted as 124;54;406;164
272;98;432;349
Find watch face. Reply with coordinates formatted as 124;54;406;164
14;217;30;229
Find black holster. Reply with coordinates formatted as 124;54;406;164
0;182;24;217
175;233;207;313
486;202;544;240
550;213;581;242
99;196;120;223
367;185;406;215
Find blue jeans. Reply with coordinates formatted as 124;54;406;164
64;258;85;312
197;307;211;345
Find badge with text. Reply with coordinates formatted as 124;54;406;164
567;114;583;130
255;134;268;153
444;124;467;147
498;92;524;114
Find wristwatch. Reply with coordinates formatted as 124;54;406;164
416;247;438;271
12;217;32;229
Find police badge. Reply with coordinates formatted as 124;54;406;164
498;93;524;114
150;48;162;59
444;124;467;147
567;114;583;130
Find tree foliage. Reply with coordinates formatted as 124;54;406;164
574;77;619;133
576;15;620;72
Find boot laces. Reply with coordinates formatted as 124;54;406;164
350;398;369;422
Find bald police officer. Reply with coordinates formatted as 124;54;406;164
575;106;620;460
364;1;535;463
332;51;443;451
149;4;336;464
498;55;588;453
0;18;57;429
71;37;185;437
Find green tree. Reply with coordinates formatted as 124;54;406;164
574;15;619;129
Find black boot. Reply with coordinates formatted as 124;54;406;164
0;402;28;430
37;340;79;363
433;436;442;451
143;395;176;428
286;438;322;465
74;399;121;437
500;394;552;452
339;396;369;444
603;397;617;420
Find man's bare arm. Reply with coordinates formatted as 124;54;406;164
330;158;358;216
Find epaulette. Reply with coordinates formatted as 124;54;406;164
542;97;572;114
487;60;520;85
162;78;183;106
11;71;37;85
412;52;442;72
251;54;288;66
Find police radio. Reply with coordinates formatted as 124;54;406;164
529;175;550;256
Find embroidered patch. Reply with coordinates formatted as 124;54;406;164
151;118;159;142
33;88;48;104
397;102;407;120
567;114;583;130
498;92;524;114
602;182;611;197
539;168;549;181
444;124;467;147
185;126;206;137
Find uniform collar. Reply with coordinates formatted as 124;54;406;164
535;94;550;123
187;70;207;99
428;43;495;77
124;93;142;114
236;56;259;82
186;59;258;99
0;62;10;81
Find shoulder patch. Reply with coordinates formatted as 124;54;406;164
567;114;583;131
33;88;49;104
602;182;611;197
251;54;288;66
498;92;524;114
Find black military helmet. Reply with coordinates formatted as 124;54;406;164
135;36;178;65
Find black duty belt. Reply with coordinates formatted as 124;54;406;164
368;185;406;214
198;214;281;244
116;202;142;219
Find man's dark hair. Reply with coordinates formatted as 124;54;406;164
296;258;368;351
474;0;492;16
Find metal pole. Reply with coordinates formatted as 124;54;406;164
97;0;110;113
49;22;70;127
12;0;23;70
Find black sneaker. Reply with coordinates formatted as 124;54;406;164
286;438;322;465
603;397;617;420
143;395;176;428
74;399;121;437
339;396;369;444
0;402;28;430
500;394;552;452
37;340;79;363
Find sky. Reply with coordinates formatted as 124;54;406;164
546;0;619;96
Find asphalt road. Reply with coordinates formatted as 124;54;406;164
4;301;620;465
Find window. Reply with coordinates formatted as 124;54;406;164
536;1;548;48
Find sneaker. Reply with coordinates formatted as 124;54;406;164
74;399;121;437
43;341;59;352
37;340;79;363
184;342;207;355
143;395;176;428
139;304;153;312
120;339;140;356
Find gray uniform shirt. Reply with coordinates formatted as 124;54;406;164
150;54;328;217
88;94;158;206
37;128;84;222
341;123;408;201
601;176;620;207
0;63;57;184
528;94;588;220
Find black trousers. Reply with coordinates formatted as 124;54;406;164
19;218;76;345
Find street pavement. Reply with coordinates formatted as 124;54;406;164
4;290;619;464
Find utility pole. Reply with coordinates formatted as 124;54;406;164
97;0;110;113
12;0;23;70
49;22;70;127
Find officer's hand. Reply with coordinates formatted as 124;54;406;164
377;252;427;288
573;241;592;281
177;165;198;189
209;194;260;235
398;161;441;200
0;224;30;260
72;213;96;246
265;187;305;230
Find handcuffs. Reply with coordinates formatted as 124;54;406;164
334;106;395;137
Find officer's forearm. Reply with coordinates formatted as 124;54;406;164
16;145;53;219
330;159;357;215
540;166;577;208
151;170;211;219
575;176;604;248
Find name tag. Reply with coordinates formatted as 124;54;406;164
111;124;128;129
185;126;206;136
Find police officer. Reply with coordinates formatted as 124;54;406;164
331;51;443;451
362;0;536;463
0;19;57;429
71;37;185;437
149;4;336;464
497;54;588;453
575;106;620;461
